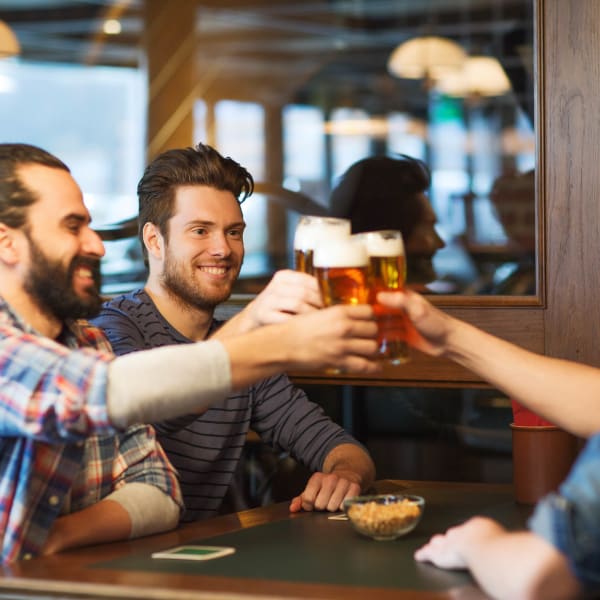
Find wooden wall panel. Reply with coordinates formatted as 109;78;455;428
290;306;545;387
543;0;600;366
144;0;197;159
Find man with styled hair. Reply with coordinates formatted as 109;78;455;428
94;143;376;522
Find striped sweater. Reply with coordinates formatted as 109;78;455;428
92;289;363;521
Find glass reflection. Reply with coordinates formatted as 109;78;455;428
191;0;535;296
0;0;535;297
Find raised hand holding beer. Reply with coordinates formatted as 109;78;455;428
292;216;411;367
354;230;411;364
311;236;370;374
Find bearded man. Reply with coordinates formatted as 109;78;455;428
0;143;380;563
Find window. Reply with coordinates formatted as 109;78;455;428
0;59;146;294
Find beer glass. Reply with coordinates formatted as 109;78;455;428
313;237;370;306
293;216;351;275
354;230;410;365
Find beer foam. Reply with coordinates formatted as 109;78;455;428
294;227;318;251
363;236;404;257
313;239;368;267
294;218;350;250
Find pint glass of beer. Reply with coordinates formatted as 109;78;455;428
313;238;369;375
313;237;370;307
293;216;351;275
355;230;410;365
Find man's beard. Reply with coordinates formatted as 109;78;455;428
407;254;437;285
161;253;238;312
24;236;103;322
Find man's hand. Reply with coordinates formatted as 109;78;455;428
414;516;581;600
247;269;323;325
414;517;506;569
377;289;455;357
289;443;375;514
282;304;380;374
214;270;323;339
289;471;362;513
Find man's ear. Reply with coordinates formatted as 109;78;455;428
0;223;21;266
142;222;164;260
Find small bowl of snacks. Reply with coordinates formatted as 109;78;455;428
343;494;425;541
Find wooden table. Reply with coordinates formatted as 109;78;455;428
0;481;530;600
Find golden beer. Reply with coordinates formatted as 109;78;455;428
315;265;370;306
294;248;314;275
368;254;407;292
371;301;410;365
313;238;369;306
354;231;410;365
313;238;369;374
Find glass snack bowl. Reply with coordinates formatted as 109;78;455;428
343;494;425;541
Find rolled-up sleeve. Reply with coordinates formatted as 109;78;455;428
107;425;184;536
112;424;184;511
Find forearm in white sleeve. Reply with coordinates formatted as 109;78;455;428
107;339;231;429
105;482;181;538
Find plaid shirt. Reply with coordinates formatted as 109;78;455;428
0;297;182;563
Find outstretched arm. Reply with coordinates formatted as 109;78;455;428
378;290;600;437
414;517;580;600
289;443;375;513
108;303;379;429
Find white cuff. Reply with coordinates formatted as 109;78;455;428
106;482;181;538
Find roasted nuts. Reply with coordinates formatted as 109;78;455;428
346;497;421;537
